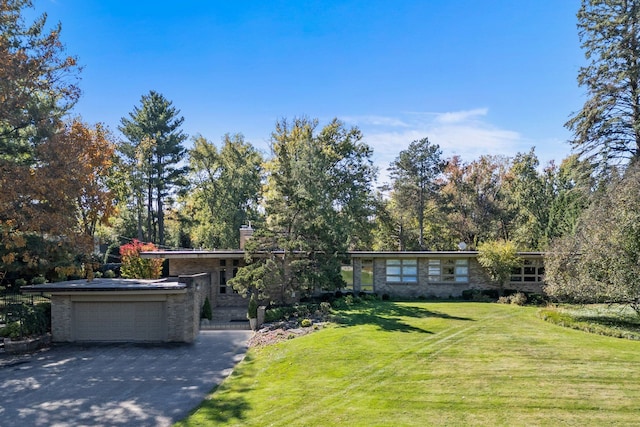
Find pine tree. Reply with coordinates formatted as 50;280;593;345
567;0;640;171
118;91;188;245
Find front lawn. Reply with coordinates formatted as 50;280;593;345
176;301;640;426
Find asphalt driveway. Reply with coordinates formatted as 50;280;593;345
0;331;252;426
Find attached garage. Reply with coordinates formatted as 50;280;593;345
23;277;208;343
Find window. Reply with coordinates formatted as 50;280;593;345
361;259;374;291
219;267;227;294
427;259;468;283
340;262;354;291
386;259;417;283
510;259;544;283
219;259;240;294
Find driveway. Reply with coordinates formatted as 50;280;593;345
0;331;253;426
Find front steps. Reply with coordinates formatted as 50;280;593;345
200;306;251;330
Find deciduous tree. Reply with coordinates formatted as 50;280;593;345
477;240;522;296
545;162;640;313
187;133;263;249
237;118;376;301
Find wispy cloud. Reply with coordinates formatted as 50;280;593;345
433;107;488;124
343;108;530;185
341;115;410;128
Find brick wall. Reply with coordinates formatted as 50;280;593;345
51;295;72;342
170;258;247;308
362;256;544;298
177;273;212;342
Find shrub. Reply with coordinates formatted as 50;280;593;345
15;278;27;287
382;294;390;301
0;322;22;340
1;303;51;339
319;301;331;315
104;269;116;278
202;297;213;320
509;292;527;306
32;276;46;285
300;318;312;327
497;292;528;306
120;240;163;279
93;271;103;278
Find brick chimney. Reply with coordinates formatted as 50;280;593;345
239;224;254;250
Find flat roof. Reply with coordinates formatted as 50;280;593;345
140;250;544;260
22;278;186;293
347;251;544;258
140;250;246;259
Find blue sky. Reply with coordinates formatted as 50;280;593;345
33;0;583;183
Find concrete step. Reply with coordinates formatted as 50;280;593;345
211;306;248;322
200;320;251;330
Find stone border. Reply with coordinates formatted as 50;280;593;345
4;334;51;354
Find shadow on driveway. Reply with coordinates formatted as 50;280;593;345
0;331;252;427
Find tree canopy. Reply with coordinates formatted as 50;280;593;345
567;0;640;170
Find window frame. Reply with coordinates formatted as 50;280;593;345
385;259;418;283
427;258;469;283
510;259;544;283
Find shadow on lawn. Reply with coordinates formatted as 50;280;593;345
335;301;473;334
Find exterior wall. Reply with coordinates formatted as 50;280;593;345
51;295;72;342
352;258;362;293
170;258;247;308
359;255;545;299
49;276;211;343
175;273;212;342
373;258;471;299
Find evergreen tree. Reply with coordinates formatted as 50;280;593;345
567;0;640;171
388;137;445;250
237;118;376;301
118;91;188;245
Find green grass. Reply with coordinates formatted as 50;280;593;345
176;301;640;426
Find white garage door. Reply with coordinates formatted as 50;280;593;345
73;301;167;342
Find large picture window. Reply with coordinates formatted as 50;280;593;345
427;259;468;283
386;259;417;283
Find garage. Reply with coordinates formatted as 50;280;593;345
23;277;209;343
73;300;167;342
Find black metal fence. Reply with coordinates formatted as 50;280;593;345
0;291;51;338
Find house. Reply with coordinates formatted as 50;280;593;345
141;249;545;306
22;246;544;343
347;251;545;299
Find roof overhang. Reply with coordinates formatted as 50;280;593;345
22;278;187;294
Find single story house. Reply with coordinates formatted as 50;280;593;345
142;249;545;304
